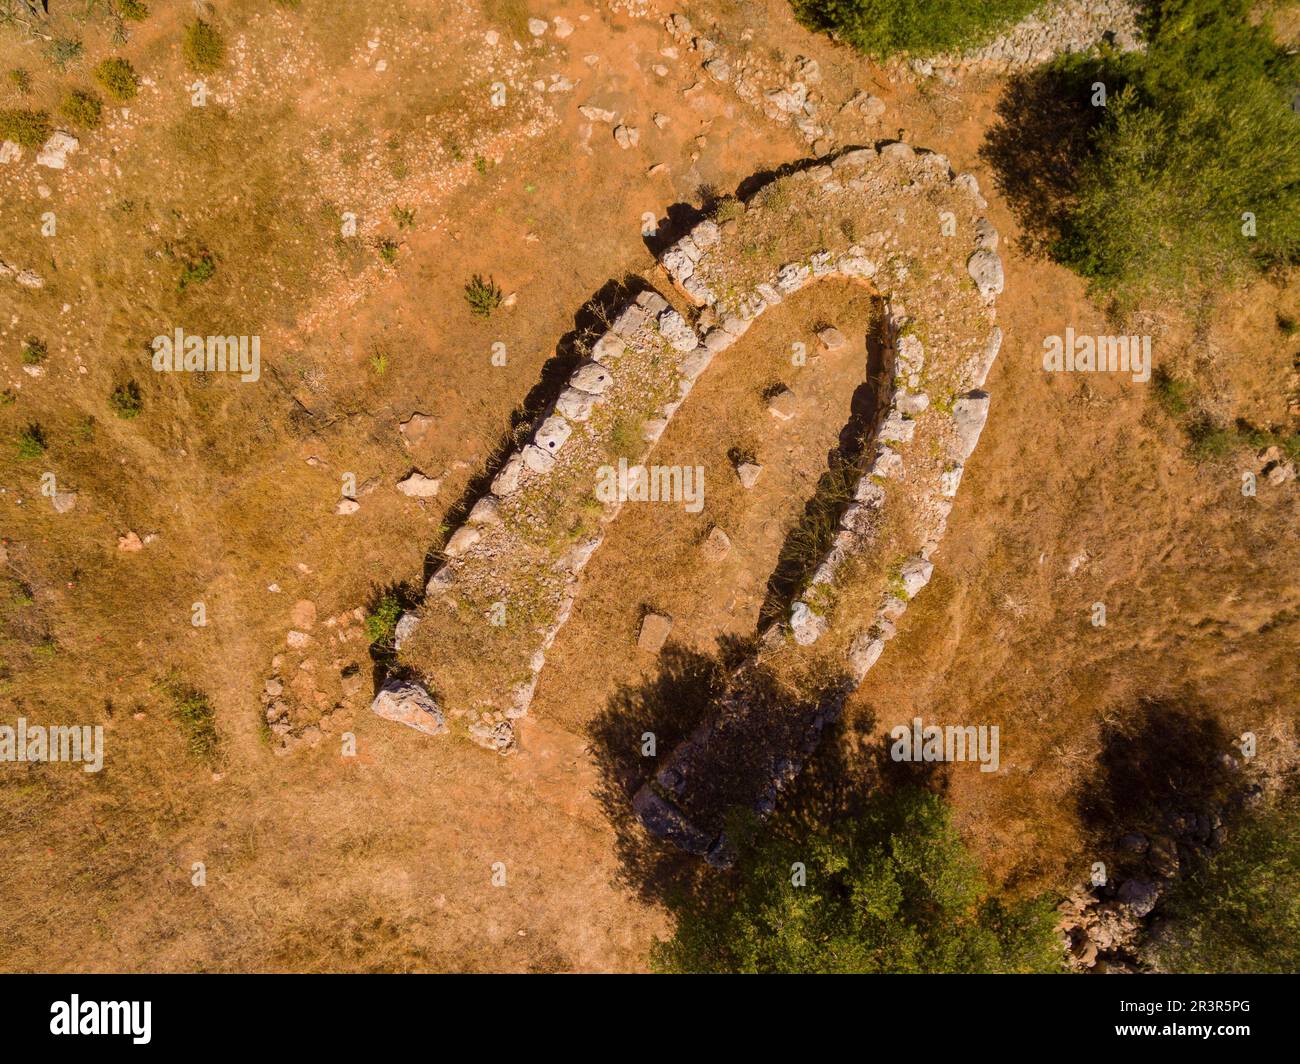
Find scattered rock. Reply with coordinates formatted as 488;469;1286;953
527;18;548;37
399;411;437;450
637;612;674;653
117;531;143;552
817;325;846;350
396;471;441;497
36;131;78;170
291;600;317;630
613;124;640;149
52;492;77;513
767;386;797;421
371;678;447;737
735;462;762;489
701;526;732;561
335;498;360;515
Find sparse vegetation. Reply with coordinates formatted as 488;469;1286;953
6;68;31;96
94;57;140;101
15;424;46;459
791;0;1041;59
464;274;503;317
164;679;220;764
391;206;415;229
46;37;84;71
109;381;143;419
59;89;103;130
177;251;216;291
183;20;226;74
377;238;399;266
20;338;47;365
364;593;402;645
0;107;51;149
116;0;149;20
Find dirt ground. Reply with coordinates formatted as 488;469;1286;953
0;0;1295;971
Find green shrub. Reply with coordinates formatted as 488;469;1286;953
0;108;51;150
1187;418;1238;462
1151;365;1194;418
183;20;226;74
109;381;143;419
377;238;399;266
59;90;103;130
652;787;1064;973
177;252;216;291
117;0;149;19
464;274;503;318
46;38;84;71
1154;792;1300;973
791;0;1041;59
164;680;220;764
1055;0;1300;303
20;338;47;366
364;593;402;645
15;424;46;459
94;57;140;101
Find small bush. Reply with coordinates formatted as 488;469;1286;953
364;594;402;645
164;680;220;764
46;38;84;71
109;381;143;419
7;69;32;96
59;90;103;130
1151;365;1194;418
0;108;52;150
0;389;15;407
20;338;47;366
116;0;149;20
464;274;503;318
94;57;140;101
1278;314;1299;337
183;20;226;74
177;252;216;291
1187;419;1238;462
790;0;1041;59
377;238;399;266
15;424;46;459
391;206;415;229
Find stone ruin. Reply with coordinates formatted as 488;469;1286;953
360;141;1002;861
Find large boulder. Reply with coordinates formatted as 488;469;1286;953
371;679;447;737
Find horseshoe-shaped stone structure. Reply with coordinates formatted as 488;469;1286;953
386;144;1004;819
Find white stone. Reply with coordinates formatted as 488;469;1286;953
396;471;441;497
492;453;524;495
534;414;572;454
967;249;1004;300
36;131;78;170
570;360;613;394
555;386;598;421
444;526;481;557
371;679;446;737
521;443;556;473
790;601;827;646
847;634;885;681
950;392;991;460
899;557;934;599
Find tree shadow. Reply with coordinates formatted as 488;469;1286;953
978;57;1116;260
587;635;947;910
1074;697;1238;885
